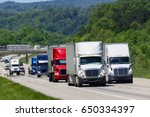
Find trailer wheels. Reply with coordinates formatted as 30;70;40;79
68;75;73;86
49;74;52;82
75;76;82;87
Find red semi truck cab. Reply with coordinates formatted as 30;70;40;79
48;47;68;82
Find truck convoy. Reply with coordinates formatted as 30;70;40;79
36;54;48;77
66;42;106;87
9;59;20;75
28;57;37;75
47;46;67;82
103;43;133;83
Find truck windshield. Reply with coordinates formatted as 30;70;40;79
38;63;48;66
12;64;19;67
55;60;66;65
80;57;102;65
109;57;129;64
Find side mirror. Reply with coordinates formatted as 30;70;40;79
78;65;81;67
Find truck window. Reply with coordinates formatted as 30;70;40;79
109;57;129;64
12;64;19;67
80;57;102;65
55;60;66;65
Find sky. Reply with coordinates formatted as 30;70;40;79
0;0;53;3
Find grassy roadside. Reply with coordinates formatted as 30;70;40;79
0;76;58;100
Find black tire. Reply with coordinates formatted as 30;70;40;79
49;74;52;82
52;73;57;82
128;78;133;83
17;72;20;75
68;76;72;86
76;76;82;87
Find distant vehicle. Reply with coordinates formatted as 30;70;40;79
66;42;106;87
0;57;5;62
5;59;9;64
28;57;37;75
19;62;25;75
47;47;67;82
20;66;25;75
9;59;20;75
36;54;48;77
5;63;10;70
103;43;133;83
34;45;40;50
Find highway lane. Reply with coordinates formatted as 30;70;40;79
0;60;150;100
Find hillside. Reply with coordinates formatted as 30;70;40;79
0;0;114;12
0;6;89;35
71;0;150;77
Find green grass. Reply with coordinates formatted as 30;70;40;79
0;76;58;100
20;54;36;64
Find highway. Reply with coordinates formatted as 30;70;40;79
0;56;150;100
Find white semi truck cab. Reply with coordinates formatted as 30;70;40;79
9;59;20;75
103;43;133;83
66;42;106;87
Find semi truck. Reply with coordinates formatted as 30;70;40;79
66;42;106;87
47;46;67;82
28;57;37;75
9;59;20;75
103;43;133;83
36;54;48;77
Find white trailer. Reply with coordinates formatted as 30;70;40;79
103;43;133;83
66;41;106;87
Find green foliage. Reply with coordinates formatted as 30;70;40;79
0;7;89;35
0;27;65;46
0;77;58;100
72;0;150;78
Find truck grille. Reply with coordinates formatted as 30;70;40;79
14;68;18;71
85;69;99;77
60;69;66;75
114;68;128;76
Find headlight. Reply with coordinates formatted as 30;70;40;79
78;70;86;78
99;69;105;77
108;67;114;75
128;68;132;74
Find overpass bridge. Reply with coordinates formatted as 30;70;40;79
0;49;46;57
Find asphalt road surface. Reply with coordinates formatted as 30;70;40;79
0;56;150;100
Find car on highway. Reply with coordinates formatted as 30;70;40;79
20;66;25;75
5;63;10;70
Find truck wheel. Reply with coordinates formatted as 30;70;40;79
128;76;133;83
17;72;20;75
52;74;58;82
68;75;73;86
75;76;82;87
49;74;52;82
9;71;12;76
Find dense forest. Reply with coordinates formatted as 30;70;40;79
0;0;150;77
0;0;114;11
0;7;89;35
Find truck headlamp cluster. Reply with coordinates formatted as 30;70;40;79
128;67;132;75
99;69;105;77
108;67;114;75
78;70;86;78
